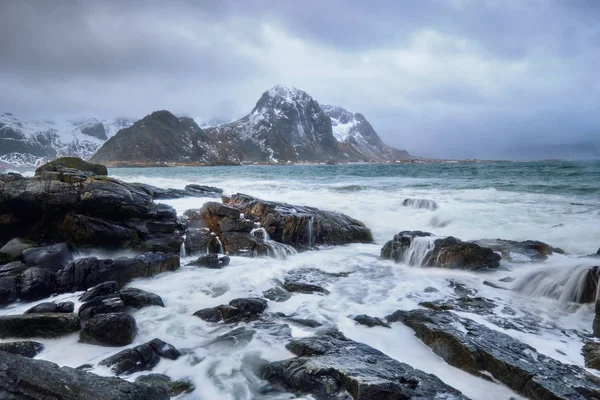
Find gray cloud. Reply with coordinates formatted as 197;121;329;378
1;0;599;158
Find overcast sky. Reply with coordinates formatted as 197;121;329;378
1;0;599;158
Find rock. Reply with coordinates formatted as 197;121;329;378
184;184;223;197
206;327;256;347
390;309;600;400
0;262;25;303
0;172;25;183
263;286;292;302
19;267;56;301
25;301;74;314
475;238;565;262
353;314;390;328
0;313;81;338
381;231;501;270
594;299;600;338
135;374;195;397
0;341;44;358
0;350;169;400
99;338;181;375
22;243;73;272
583;342;600;370
189;254;231;269
79;281;119;302
194;297;268;323
35;157;108;176
419;296;496;315
119;287;165;308
283;280;329;295
80;313;137;346
130;183;188;200
0;237;36;263
401;198;439;210
223;193;373;250
183;227;212;256
79;295;125;320
286;317;323;328
262;328;469;400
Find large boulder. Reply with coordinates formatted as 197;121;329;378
99;338;181;375
184;184;223;197
0;341;44;358
80;313;137;346
475;238;564;262
0;237;36;263
0;350;169;400
262;328;469;400
194;297;268;323
35;157;108;176
78;295;125;320
0;313;81;339
381;231;501;270
389;309;600;400
25;301;74;314
21;243;73;272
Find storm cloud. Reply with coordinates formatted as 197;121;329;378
1;0;599;158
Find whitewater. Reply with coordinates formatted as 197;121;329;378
2;160;600;400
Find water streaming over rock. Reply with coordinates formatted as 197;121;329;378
403;235;437;266
179;241;186;258
402;198;439;210
307;216;314;247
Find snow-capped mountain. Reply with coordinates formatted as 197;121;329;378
0;112;132;169
321;104;410;161
206;85;342;162
91;110;240;165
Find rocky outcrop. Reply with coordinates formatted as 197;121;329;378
389;309;600;400
99;338;181;375
381;231;501;270
401;198;439;210
80;312;137;346
35;157;108;176
194;297;268;323
352;314;390;328
0;341;44;358
0;252;178;306
583;342;600;370
21;243;73;272
0;238;36;263
0;169;184;252
262;328;469;400
0;350;168;400
25;301;75;314
0;313;81;339
135;374;195;397
189;254;231;269
475;238;564;262
132;182;223;200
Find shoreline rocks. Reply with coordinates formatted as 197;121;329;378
80;312;137;346
0;313;81;339
99;338;181;375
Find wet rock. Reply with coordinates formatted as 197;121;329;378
0;313;81;338
353;314;390;328
401;198;439;210
0;262;24;303
0;341;44;357
194;297;268;323
135;373;195;397
262;328;470;400
594;299;600;338
390;309;600;400
483;280;508;290
423;286;439;293
263;286;292;302
499;276;515;283
131;183;187;199
206;327;256;347
25;301;74;314
79;295;125;320
0;350;169;400
184;184;223;197
286;317;323;328
223;193;373;250
19;267;56;301
80;313;137;346
381;231;501;270
583;342;600;370
0;237;36;263
22;243;73;272
79;281;119;302
448;280;477;296
475;238;564;262
99;338;181;375
418;296;496;315
283;280;329;295
119;287;165;309
189;254;231;269
35;157;108;177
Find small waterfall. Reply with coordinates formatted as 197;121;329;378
207;232;224;254
403;236;436;266
307;216;314;247
216;236;224;254
249;222;297;260
402;198;439;211
514;265;599;304
250;222;270;242
180;242;186;258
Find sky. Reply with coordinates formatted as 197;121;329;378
1;0;599;158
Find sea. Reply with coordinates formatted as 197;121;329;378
3;160;600;400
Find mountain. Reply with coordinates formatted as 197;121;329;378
91;110;240;165
0;112;132;169
321;104;410;161
205;85;344;162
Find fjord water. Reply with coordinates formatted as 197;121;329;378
4;161;600;400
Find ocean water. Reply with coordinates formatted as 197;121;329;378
3;160;600;400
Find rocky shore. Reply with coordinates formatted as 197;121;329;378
1;157;599;400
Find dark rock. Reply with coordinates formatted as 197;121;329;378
401;198;439;210
0;237;36;263
283;280;329;295
392;309;600;400
193;306;225;322
184;184;223;197
25;301;74;314
262;328;469;400
35;157;108;176
448;280;477;297
583;342;600;369
482;280;508;290
79;281;119;302
475;238;565;262
79;295;125;320
20;267;55;301
0;341;44;358
381;231;501;270
0;350;169;400
263;286;292;302
0;313;81;338
99;338;181;375
286;318;323;328
189;254;230;269
0;172;25;183
119;287;165;308
206;327;256;347
183;227;212;255
135;373;195;397
418;296;496;315
194;297;268;324
224;193;373;249
22;243;73;272
80;313;137;346
131;183;188;200
423;286;439;293
353;314;390;328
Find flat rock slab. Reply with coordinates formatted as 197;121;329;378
0;341;44;358
0;313;81;339
389;309;600;400
0;350;168;400
262;328;470;400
